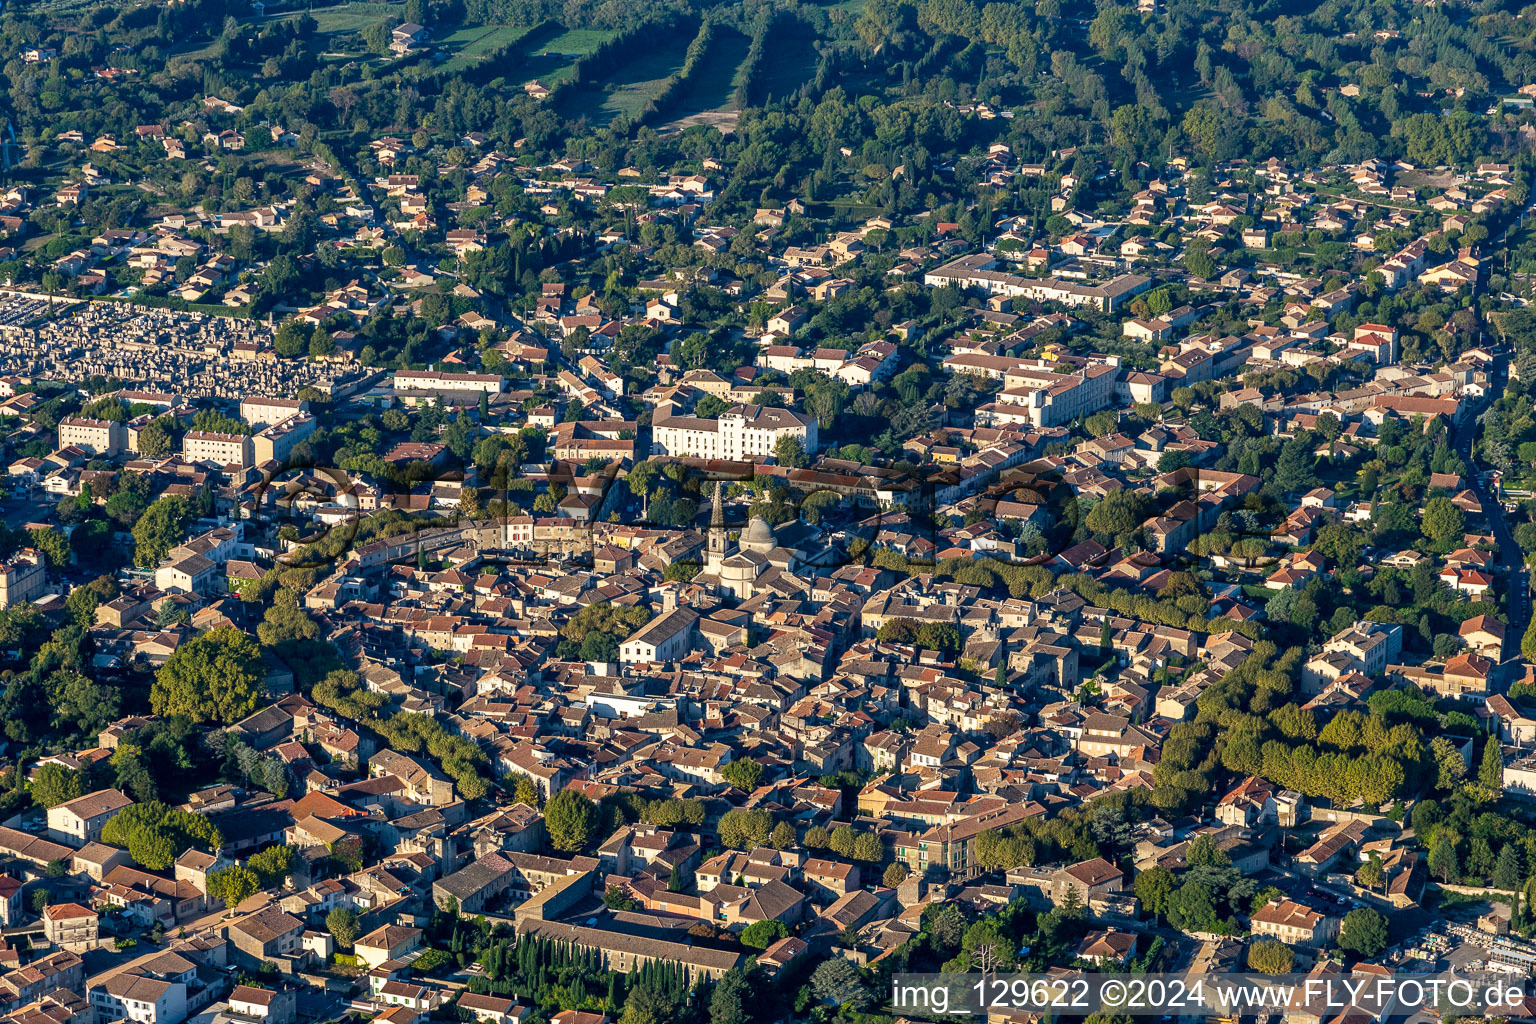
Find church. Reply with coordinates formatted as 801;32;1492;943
699;480;806;600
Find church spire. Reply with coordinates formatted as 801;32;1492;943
707;480;727;570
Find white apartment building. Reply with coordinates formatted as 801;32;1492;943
183;430;253;468
253;413;318;465
57;417;125;456
391;370;504;394
924;253;1150;312
652;403;817;461
961;359;1119;429
239;396;309;430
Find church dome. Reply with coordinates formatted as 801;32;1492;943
741;516;776;549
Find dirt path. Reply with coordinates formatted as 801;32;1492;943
661;109;741;133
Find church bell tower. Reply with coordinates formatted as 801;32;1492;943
706;480;727;571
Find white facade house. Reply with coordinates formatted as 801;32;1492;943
619;609;699;665
46;788;133;847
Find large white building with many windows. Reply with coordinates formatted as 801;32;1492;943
239;396;309;430
183;430;252;468
391;370;503;394
652;403;817;462
57;416;125;456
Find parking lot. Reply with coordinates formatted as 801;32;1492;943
0;491;57;531
1253;868;1373;914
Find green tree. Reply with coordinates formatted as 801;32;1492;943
29;763;84;809
883;862;910;887
1480;740;1504;791
1246;939;1294;974
1085;410;1119;438
603;885;640;911
66;574;119;626
511;774;539;807
1430;835;1459;882
545;788;598;852
1494;844;1522;891
809;958;872;1009
257;591;320;647
621;984;673;1024
914;621;961;653
718;808;775;849
1430;735;1467;791
207;865;260;909
774;434;809;468
136;418;176;457
1421;496;1465;544
853;832;883;862
150;626;263;724
1157;450;1193;473
48;670;121;740
740;919;789;949
274;318;309;358
1186;833;1230;868
326;907;360;948
711;966;758;1024
132;495;191;568
829;825;857;858
248;845;297;887
1086;490;1148;537
28;527;70;569
1134;865;1176;917
1355;853;1386;892
1338;907;1389;958
1184;246;1215;280
101;802;222;871
721;758;763;792
105;486;149;529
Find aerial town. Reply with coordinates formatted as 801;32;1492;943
5;0;1536;1023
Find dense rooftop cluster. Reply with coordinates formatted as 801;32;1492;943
6;0;1536;1021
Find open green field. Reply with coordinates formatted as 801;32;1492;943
437;24;536;73
558;37;688;123
538;27;614;53
660;25;750;126
273;4;392;36
171;3;402;59
169;3;390;59
310;6;390;32
530;27;614;85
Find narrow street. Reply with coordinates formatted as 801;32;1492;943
1451;349;1529;664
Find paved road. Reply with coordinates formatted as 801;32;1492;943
1451;350;1529;662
